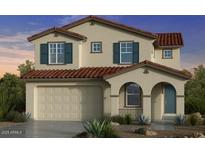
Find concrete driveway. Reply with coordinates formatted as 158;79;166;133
0;121;84;138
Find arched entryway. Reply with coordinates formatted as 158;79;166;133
119;82;143;118
151;82;176;121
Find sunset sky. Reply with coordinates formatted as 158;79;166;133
0;15;205;77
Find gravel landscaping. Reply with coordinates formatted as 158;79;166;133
112;124;205;138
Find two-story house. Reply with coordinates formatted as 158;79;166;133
22;16;191;121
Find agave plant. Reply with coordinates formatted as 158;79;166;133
83;119;118;138
175;114;185;125
138;114;150;125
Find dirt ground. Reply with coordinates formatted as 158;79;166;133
113;125;205;138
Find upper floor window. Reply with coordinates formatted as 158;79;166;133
49;43;65;64
120;42;133;64
163;49;173;59
91;42;102;53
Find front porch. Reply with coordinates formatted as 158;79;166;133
104;66;187;121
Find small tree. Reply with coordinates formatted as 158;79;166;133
0;73;25;119
185;65;205;114
17;60;34;76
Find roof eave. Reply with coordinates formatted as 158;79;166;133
62;16;158;39
154;45;184;48
103;61;191;80
21;78;103;82
27;28;86;42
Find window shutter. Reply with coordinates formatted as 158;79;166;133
113;43;120;64
133;42;139;63
40;44;48;64
64;43;73;64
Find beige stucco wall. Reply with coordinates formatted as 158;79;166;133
106;67;186;119
32;33;82;70
31;22;182;70
151;83;163;121
153;48;181;69
26;68;186;121
69;22;155;67
103;83;111;117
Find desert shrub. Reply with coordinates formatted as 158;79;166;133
111;115;125;124
134;127;148;135
83;119;118;138
175;114;186;125
13;112;30;123
124;114;132;125
185;65;205;114
138;114;150;125
5;111;18;121
190;115;198;126
5;111;30;122
186;113;202;126
0;103;14;121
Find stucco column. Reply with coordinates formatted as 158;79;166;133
26;83;36;120
143;96;151;119
110;96;119;116
176;96;185;115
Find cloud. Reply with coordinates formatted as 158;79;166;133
27;22;41;26
0;47;34;77
59;15;122;26
0;47;33;59
0;31;35;77
0;33;29;43
59;15;86;25
181;51;205;69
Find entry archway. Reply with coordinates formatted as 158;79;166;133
151;82;176;121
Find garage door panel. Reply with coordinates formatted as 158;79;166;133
37;86;102;121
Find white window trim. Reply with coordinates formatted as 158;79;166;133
91;42;102;53
125;84;141;107
48;43;65;64
120;42;133;64
163;49;173;59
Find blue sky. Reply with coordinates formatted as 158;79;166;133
0;15;204;75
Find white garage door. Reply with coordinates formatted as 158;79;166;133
36;86;103;121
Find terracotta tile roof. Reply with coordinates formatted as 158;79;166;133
27;27;87;42
21;61;191;80
62;15;158;39
21;66;127;79
154;33;184;47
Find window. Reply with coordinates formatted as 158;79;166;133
91;42;102;53
163;49;173;59
49;43;65;64
126;83;141;107
120;42;133;64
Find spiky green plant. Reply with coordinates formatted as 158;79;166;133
5;111;31;122
83;119;118;138
138;114;150;125
175;114;186;125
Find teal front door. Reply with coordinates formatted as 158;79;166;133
164;84;176;113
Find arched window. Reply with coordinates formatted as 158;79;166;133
126;83;142;107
